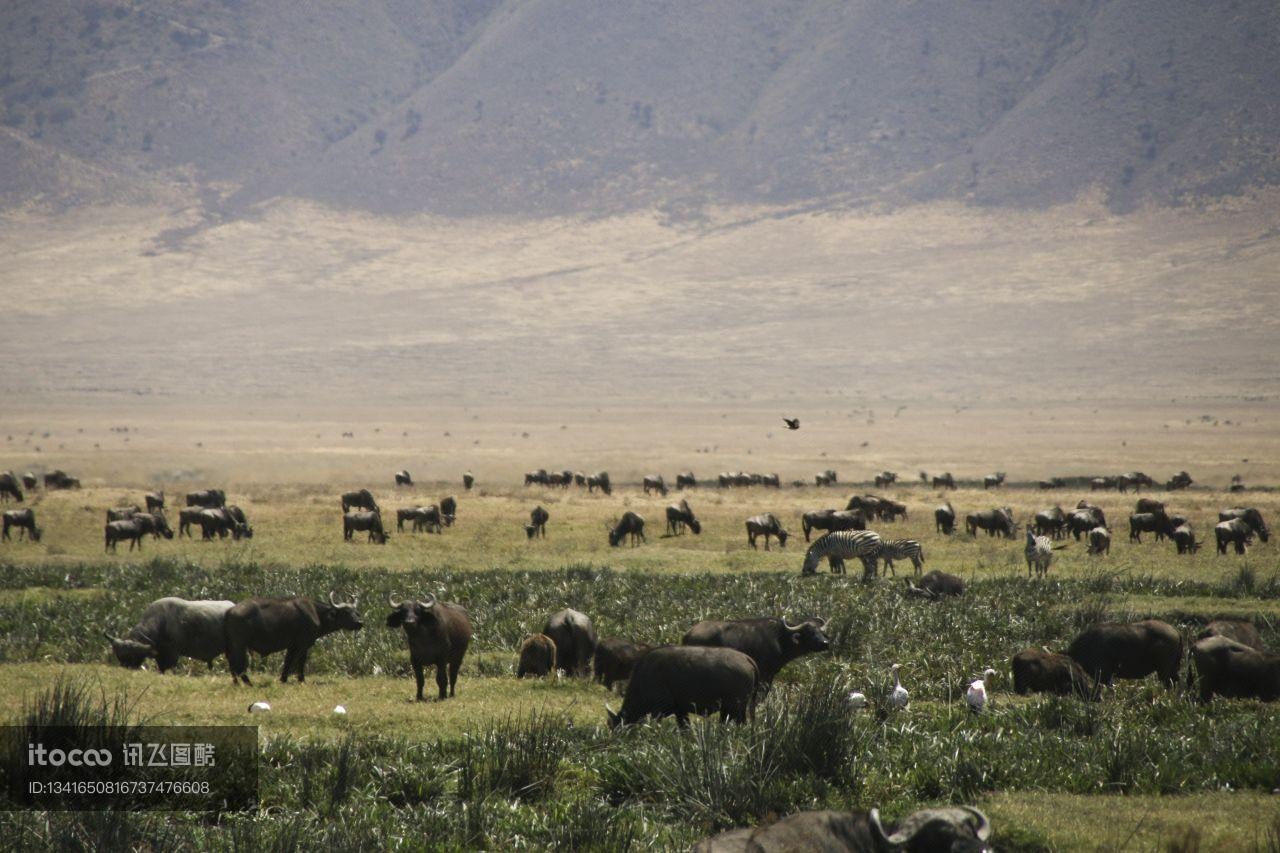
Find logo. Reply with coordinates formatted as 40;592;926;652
27;744;113;767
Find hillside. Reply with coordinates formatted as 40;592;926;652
1;0;1278;215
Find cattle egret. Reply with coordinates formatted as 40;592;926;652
248;701;271;713
333;705;347;715
889;664;909;709
847;691;867;709
966;669;997;714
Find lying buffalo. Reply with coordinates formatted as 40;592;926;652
543;608;597;677
606;645;758;728
517;633;556;678
594;637;652;691
682;616;829;687
224;593;363;685
1067;619;1182;688
1187;635;1280;702
693;805;992;853
387;593;472;700
106;597;234;672
1198;619;1262;651
1011;648;1098;699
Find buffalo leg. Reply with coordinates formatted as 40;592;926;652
435;665;449;700
295;646;311;682
156;653;179;673
280;647;298;683
448;661;461;696
227;646;250;685
413;663;425;701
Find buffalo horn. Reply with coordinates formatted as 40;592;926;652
963;806;991;841
388;593;403;608
817;616;830;628
869;808;891;846
780;617;804;632
103;630;119;643
329;591;338;606
418;593;437;609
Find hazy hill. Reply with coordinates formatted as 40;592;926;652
2;0;1278;215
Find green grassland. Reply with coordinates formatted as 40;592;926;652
0;481;1278;850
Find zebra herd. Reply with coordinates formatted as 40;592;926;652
800;530;925;579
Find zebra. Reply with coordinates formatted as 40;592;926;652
1024;529;1066;578
877;538;925;576
801;530;882;579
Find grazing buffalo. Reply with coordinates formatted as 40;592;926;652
343;510;388;543
1219;507;1270;542
665;500;701;535
1087;526;1111;556
517;633;556;678
693;806;992;853
606;645;758;728
745;513;789;550
1011;648;1097;699
934;501;956;535
1067;619;1182;688
0;472;23;502
1187;636;1280;702
966;508;1016;538
185;488;226;508
340;488;379;514
44;470;80;490
643;474;668;496
394;470;413;486
905;570;965;599
526;505;549;539
2;508;41;542
676;471;697;489
387;593;472;700
463;472;474;491
439;495;457;525
594;638;652;691
543;609;597;677
105;519;147;552
932;472;956;490
1215;518;1253;555
1198;620;1263;651
144;491;165;514
105;597;234;672
1129;512;1176;543
608;511;646;547
802;508;865;541
983;471;1006;489
682;616;829;687
1033;506;1068;539
224;593;363;685
1171;524;1199;554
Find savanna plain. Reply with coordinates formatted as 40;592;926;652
0;400;1277;852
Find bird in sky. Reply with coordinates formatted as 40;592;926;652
782;417;800;430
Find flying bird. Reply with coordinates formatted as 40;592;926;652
782;418;800;430
966;668;997;714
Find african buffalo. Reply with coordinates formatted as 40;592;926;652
606;645;758;728
1198;620;1262;650
224;593;363;685
693;806;992;853
1011;648;1097;699
1067;619;1182;688
526;505;549;539
340;488;379;514
745;513;788;550
105;597;234;672
1187;636;1280;702
543;609;597;676
682;616;829;687
2;508;41;542
344;510;387;543
934;501;956;535
594;638;652;691
387;593;472;700
665;500;701;535
905;570;965;599
608;511;646;547
517;633;556;678
185;488;225;508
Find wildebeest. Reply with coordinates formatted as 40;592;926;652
387;593;472;699
1215;518;1254;555
105;518;148;552
983;471;1006;489
676;471;697;489
760;473;781;488
1135;497;1165;514
1128;511;1176;543
131;512;174;540
1011;648;1097;699
44;470;80;489
105;597;234;672
526;505;549;539
1038;477;1066;490
965;507;1016;538
463;472;475;491
1198;619;1262;651
340;488;379;514
1033;506;1068;539
1067;619;1182;688
1116;471;1154;493
905;570;965;599
574;471;587;487
397;505;443;534
932;472;956;490
682;616;829;687
814;469;837;487
692;806;992;853
106;505;143;522
874;470;898;488
745;513;789;550
517;633;556;678
224;592;363;685
343;510;388;543
665;500;701;535
394;469;413;486
1167;470;1193;490
2;508;41;542
587;471;612;495
643;474;668;496
197;507;251;540
0;472;23;502
144;491;165;513
1171;523;1199;554
594;638;653;691
606;645;758;728
439;495;457;525
845;494;882;516
876;498;907;522
608;511;646;547
1219;507;1270;542
934;501;956;535
1066;505;1107;540
396;507;425;532
543;608;597;676
185;488;226;508
1087;526;1111;556
801;508;865;541
524;468;549;486
1090;476;1116;491
1187;636;1280;703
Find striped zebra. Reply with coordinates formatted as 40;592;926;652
1025;529;1066;578
878;538;925;576
802;530;882;578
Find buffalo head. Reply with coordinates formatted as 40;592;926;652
781;617;831;653
326;591;363;631
386;592;437;629
104;630;153;668
872;806;992;852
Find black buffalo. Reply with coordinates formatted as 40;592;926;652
1011;648;1098;699
608;511;646;547
340;488;379;514
693;806;992;853
682;616;829;687
224;593;363;685
517;633;556;678
1187;636;1280;702
594;638;652;691
1067;619;1182;688
606;645;758;728
1197;620;1262;651
105;597;234;672
543;608;597;676
2;508;41;542
344;510;388;543
387;593;473;700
